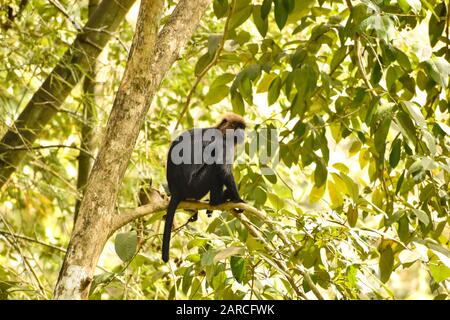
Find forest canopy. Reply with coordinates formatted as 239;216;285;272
0;0;449;300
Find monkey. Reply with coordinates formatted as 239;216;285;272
162;113;246;262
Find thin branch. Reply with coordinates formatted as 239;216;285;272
0;230;66;253
48;0;82;31
344;0;378;98
0;213;47;297
354;35;378;97
174;0;236;130
111;190;325;300
85;27;130;53
230;210;308;300
1;144;96;159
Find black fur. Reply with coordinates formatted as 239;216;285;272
162;127;244;262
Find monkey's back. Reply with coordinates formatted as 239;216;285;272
166;128;221;200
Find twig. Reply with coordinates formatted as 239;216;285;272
48;0;82;31
344;0;378;98
85;27;130;53
0;213;47;297
230;210;309;300
354;35;378;97
111;190;325;300
0;230;66;253
1;144;96;159
174;0;236;130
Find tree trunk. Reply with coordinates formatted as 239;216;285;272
0;0;135;187
75;0;101;222
54;0;212;300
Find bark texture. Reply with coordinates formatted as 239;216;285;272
54;0;212;300
0;0;135;187
75;0;100;221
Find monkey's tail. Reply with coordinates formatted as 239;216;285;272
162;196;180;263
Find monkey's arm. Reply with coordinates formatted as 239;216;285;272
221;164;244;203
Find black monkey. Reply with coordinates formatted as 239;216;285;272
162;113;246;262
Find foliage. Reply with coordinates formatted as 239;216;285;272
0;0;449;299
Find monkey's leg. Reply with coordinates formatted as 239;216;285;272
207;184;224;217
222;188;244;213
187;210;198;222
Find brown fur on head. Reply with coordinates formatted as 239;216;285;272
215;113;246;133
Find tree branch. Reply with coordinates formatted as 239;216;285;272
110;189;325;300
174;0;236;130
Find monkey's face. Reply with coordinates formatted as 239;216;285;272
216;113;246;145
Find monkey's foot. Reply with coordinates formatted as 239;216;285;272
188;212;198;222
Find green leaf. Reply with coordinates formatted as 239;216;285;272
195;53;213;76
229;3;253;30
328;180;344;208
294;64;318;99
187;238;208;249
374;117;392;155
423;56;450;87
396;110;417;149
397;215;409;242
267;76;282;105
241;64;261;81
314;158;328;187
430;264;450;283
201;248;216;266
261;0;272;19
359;14;395;42
338;173;359;202
379;245;394;283
386;65;403;91
412;208;430;225
402;101;426;128
395;48;411;71
115;232;137;262
231;90;245;115
214;246;244;262
398;0;421;13
252;6;268;37
395;170;405;195
254;186;267;205
257;73;276;93
371;62;382;85
347;204;358;227
274;0;288;30
182;267;193;294
213;0;228;18
238;76;253;103
291;92;306;117
429;2;447;47
309;184;326;204
230;256;246;283
389;139;401;168
205;85;229;105
210;73;235;88
330;46;347;72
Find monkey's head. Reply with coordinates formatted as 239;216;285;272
216;113;246;144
